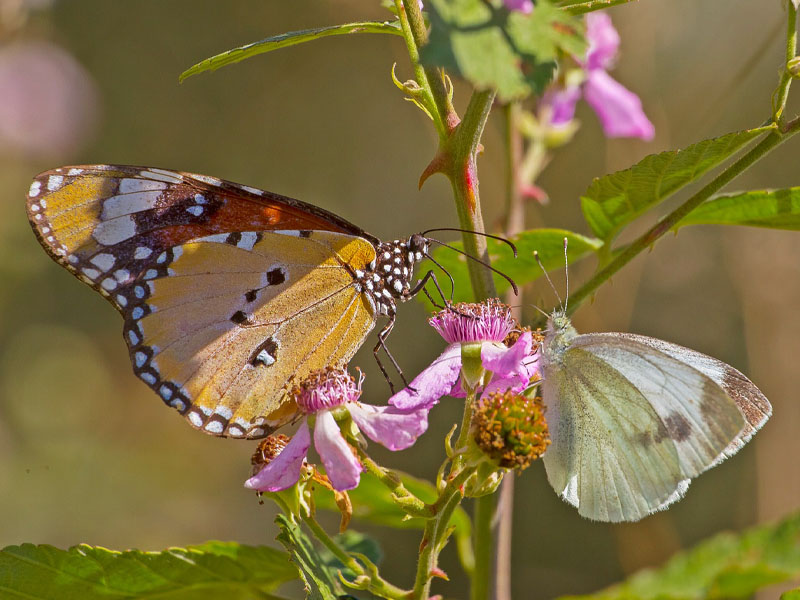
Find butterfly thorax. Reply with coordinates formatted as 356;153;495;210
356;234;427;318
543;311;579;367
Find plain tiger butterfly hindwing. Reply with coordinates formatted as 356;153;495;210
27;165;429;439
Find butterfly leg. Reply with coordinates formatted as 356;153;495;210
409;269;453;308
372;314;415;394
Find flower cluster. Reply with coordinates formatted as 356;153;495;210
540;12;654;140
246;366;429;492
390;299;539;411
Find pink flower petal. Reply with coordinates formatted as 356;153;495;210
389;344;462;410
348;403;429;451
585;12;620;71
314;411;363;491
244;423;311;492
540;85;581;127
584;70;654;140
481;333;532;378
503;0;533;13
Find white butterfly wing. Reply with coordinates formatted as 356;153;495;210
617;333;771;466
542;332;760;522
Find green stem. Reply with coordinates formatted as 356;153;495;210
451;89;499;300
302;514;364;576
471;493;496;600
566;122;800;313
562;0;637;15
401;0;457;134
359;451;432;518
412;467;475;599
394;0;445;138
773;2;797;123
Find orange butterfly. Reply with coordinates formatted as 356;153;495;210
27;165;436;439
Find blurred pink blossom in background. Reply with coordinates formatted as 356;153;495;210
0;40;100;158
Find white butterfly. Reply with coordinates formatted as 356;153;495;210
540;311;771;522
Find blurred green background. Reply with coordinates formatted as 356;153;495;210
1;1;798;598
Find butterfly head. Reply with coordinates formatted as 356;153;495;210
543;310;578;363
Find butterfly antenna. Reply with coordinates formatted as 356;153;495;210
426;237;519;295
532;303;550;320
563;237;569;314
421;227;518;258
534;250;563;312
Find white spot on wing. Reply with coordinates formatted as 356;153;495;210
28;181;41;197
205;421;224;434
186;205;204;216
143;168;183;183
81;267;101;280
101;278;117;291
67;168;83;176
90;253;116;271
140;372;156;385
192;174;223;186
119;179;166;194
102;192;161;219
47;175;63;191
134;246;152;260
93;216;137;245
237;231;258;250
188;411;204;427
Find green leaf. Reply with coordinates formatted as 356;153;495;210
558;511;800;600
315;471;474;573
420;0;584;100
0;541;297;599
276;514;339;600
180;21;402;82
424;228;601;304
677;187;800;230
557;0;638;15
580;126;775;242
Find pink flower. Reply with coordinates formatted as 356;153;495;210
390;300;539;411
246;367;429;492
503;0;533;13
540;12;654;140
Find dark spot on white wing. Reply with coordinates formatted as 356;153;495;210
230;310;251;325
664;412;692;442
245;289;259;303
266;266;287;286
299;230;312;238
250;337;279;367
226;232;242;246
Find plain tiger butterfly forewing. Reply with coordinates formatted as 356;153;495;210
26;165;388;439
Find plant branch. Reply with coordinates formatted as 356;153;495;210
359;451;432;518
565;123;798;314
450;89;500;300
395;0;458;131
413;466;475;599
470;492;496;600
773;1;797;123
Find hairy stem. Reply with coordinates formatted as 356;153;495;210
412;467;475;599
